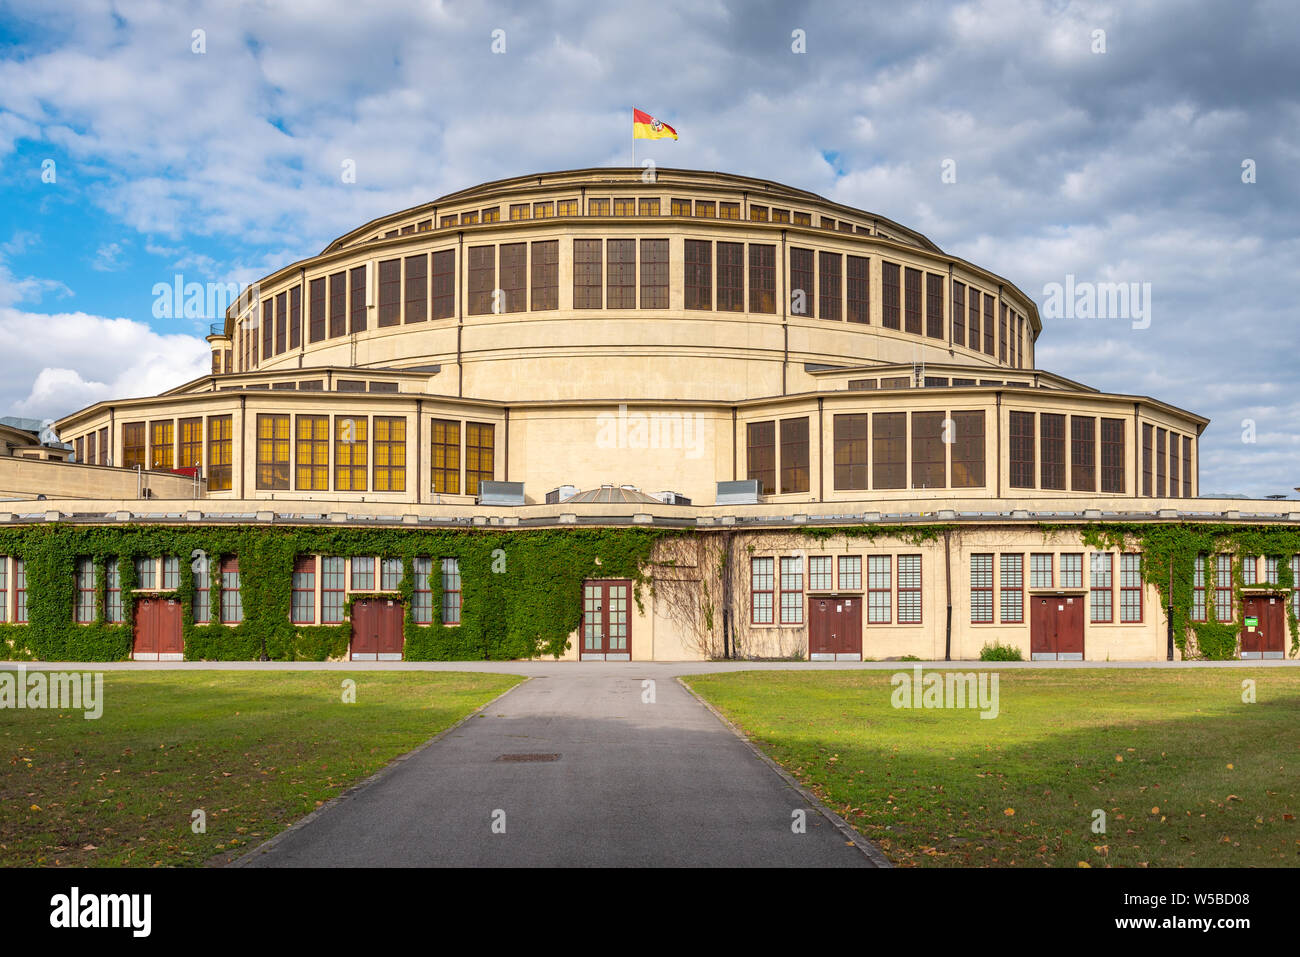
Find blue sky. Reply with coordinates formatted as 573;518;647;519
0;0;1297;496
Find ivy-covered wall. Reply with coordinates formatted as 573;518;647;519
0;525;671;662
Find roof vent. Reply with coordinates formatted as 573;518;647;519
478;481;525;506
716;479;761;505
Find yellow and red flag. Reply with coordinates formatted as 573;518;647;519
633;108;677;141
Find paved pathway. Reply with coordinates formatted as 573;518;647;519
232;670;880;867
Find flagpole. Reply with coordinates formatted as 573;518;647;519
631;106;635;171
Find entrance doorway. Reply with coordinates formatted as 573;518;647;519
581;580;631;661
808;596;863;661
1240;594;1285;659
133;597;184;661
1030;594;1084;661
351;598;405;661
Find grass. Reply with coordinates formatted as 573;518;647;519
1;671;522;867
683;668;1300;867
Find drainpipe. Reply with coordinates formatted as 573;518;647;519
780;228;788;396
721;529;734;660
944;529;953;661
817;396;824;502
1167;564;1175;661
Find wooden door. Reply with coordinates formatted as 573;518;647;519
1057;595;1084;660
809;598;835;660
1030;597;1054;659
376;600;405;660
809;597;862;660
133;598;158;659
838;596;862;660
1240;596;1263;658
1242;595;1285;659
580;580;631;660
158;597;183;659
351;599;378;660
1031;595;1084;660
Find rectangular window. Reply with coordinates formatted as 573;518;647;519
868;555;892;624
747;420;776;496
329;271;347;337
295;415;329;490
808;555;833;591
135;556;157;590
772;208;790;224
533;202;553;219
440;214;458;228
150;419;174;471
903;267;922;335
468;245;495;315
466;422;494;495
1061;553;1083;589
1101;418;1125;493
790;247;813;317
439;558;462;625
983;295;995;356
163;556;178;590
256;414;290;490
588;198;610;216
273;292;287;354
573;239;602;309
1155;428;1167;497
481;206;500;223
925;273;944;339
431;419;461;495
1030;553;1054;589
207;415;232;491
178;417;202;472
1142;423;1153;496
106;561;121;623
846;255;869;324
349;265;367;334
11;559;26;623
310;276;326;342
556;199;579;217
966;289;980;350
0;557;9;622
373;417;406;492
911;411;945;489
818;251;841;320
509;203;530;221
685;240;712;310
432;249;456;319
499;242;526;314
882;261;900;329
950;410;985;488
1120;553;1143;622
1182;436;1192;497
412;557;433;624
530;240;558;311
381;557;404;591
1040;413;1066;490
75;557;95;624
405;254;427;323
749;205;768;222
1191;554;1207;622
793;211;811;226
671;198;691;217
749;244;776;313
1292;555;1300;623
335;415;368;491
838;555;862;591
719;201;740;220
98;427;107;464
1071;416;1096;491
290;286;302;349
638;198;660;216
321;557;345;623
779;417;809;494
952;281;965;344
1214;554;1233;622
192;558;210;624
461;211;478;226
718;242;744;312
1169;434;1180;499
639;239;668;308
872;411;906;489
898;555;922;624
1242;554;1258;585
1000;554;1024;623
221;557;242;624
606;239;636;310
350;556;375;591
612;198;635;217
1090;553;1113;623
1009;411;1036;488
695;201;715;218
779;557;803;624
999;303;1008;362
832;413;868;490
262;299;273;360
292;556;316;624
751;557;774;624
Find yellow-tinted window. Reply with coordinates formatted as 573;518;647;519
556;199;579;217
750;205;768;221
334;416;368;491
533;201;554;218
295;415;329;490
509;203;530;221
588;198;610;216
256;414;289;490
431;419;460;494
373;417;406;492
638;198;660;216
719;202;740;220
612;198;635;216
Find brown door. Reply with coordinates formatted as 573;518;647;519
351;600;378;660
1057;595;1084;660
1031;595;1085;660
376;600;405;659
1030;597;1054;659
133;598;158;659
581;580;631;660
158;598;183;657
809;598;834;659
808;597;862;660
133;598;184;660
1242;595;1285;659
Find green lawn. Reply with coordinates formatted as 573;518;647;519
684;669;1300;867
1;671;522;867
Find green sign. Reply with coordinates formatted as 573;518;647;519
1245;617;1258;628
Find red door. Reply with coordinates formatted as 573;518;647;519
133;598;184;660
809;597;862;660
1031;595;1084;660
351;599;404;660
580;580;631;660
1241;596;1285;659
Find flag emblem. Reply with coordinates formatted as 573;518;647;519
633;108;678;141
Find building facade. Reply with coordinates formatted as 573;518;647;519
0;168;1293;662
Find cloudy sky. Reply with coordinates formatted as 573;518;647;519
0;0;1296;495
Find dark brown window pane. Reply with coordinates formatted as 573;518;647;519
432;249;455;319
926;273;944;339
150;419;174;470
1009;411;1035;488
468;245;495;315
275;292;287;354
123;422;146;469
819;251;841;320
1071;416;1096;491
261;299;273;359
1142;423;1153;496
882;261;901;329
606;239;636;310
950;410;985;488
873;412;906;489
531;240;558;310
1101;418;1126;493
405;253;427;323
1182;436;1192;497
847;255;869;323
574;239;602;309
789;247;813;317
967;288;980;349
309;277;326;342
717;242;743;312
833;413;868;489
983;294;995;355
952;281;965;344
639;239;668;308
290;286;302;349
1000;303;1009;362
780;417;809;493
500;242;526;314
1040;413;1065;490
904;267;922;335
378;258;401;327
1155;427;1167;497
749;244;775;313
329;271;347;338
747;420;775;495
911;411;945;489
1169;432;1180;499
350;265;367;333
685;240;712;310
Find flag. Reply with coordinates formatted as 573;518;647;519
633;108;677;141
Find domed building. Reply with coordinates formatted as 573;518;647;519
12;168;1298;663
